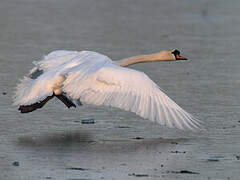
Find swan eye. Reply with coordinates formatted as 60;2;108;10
172;49;180;56
172;49;188;60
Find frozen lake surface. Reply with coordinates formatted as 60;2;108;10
0;0;240;179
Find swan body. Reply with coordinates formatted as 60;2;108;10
13;50;201;131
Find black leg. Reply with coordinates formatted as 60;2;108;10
18;95;54;113
55;94;76;108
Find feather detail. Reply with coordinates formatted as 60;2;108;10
63;63;202;131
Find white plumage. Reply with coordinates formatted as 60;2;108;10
13;50;202;131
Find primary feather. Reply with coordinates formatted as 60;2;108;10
13;50;201;131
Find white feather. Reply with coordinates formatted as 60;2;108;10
13;50;202;131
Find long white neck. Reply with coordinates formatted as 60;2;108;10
113;51;175;67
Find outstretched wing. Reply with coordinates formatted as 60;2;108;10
63;63;202;131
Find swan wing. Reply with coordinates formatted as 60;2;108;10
28;50;113;77
13;50;78;105
63;63;201;131
13;51;112;106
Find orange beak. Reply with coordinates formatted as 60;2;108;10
176;54;188;60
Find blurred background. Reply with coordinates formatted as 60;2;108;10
0;0;240;179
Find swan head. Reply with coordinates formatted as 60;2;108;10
171;49;188;61
152;49;188;62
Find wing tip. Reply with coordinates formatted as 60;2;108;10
181;116;206;132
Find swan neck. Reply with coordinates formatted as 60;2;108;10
114;52;172;67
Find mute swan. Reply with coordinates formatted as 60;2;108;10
13;49;202;131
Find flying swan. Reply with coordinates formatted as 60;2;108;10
13;49;202;131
